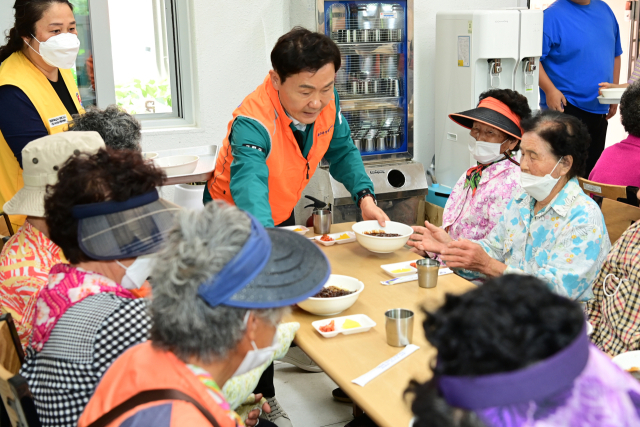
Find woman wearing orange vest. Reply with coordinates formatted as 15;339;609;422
205;27;388;228
0;0;85;231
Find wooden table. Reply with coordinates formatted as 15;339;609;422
289;223;476;427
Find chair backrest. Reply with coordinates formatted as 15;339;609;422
578;177;640;206
1;211;14;237
601;198;640;244
0;314;39;427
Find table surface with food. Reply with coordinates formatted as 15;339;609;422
288;222;476;427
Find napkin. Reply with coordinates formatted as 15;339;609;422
352;344;420;386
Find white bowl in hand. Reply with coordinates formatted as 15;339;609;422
351;220;413;253
600;87;626;99
154;155;199;177
297;275;364;316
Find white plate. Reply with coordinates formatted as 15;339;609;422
280;225;310;235
312;314;376;338
598;96;622;104
381;261;418;277
154;155;199;177
612;350;640;371
311;231;356;246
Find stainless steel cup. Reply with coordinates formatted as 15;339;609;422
387;133;400;149
385;308;414;347
353;138;363;151
313;209;332;234
365;137;375;152
417;259;440;289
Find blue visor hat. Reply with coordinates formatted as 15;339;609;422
197;214;331;309
72;189;180;261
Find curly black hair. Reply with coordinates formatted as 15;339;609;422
44;148;165;264
68;105;141;151
405;275;584;427
478;89;532;124
271;27;341;83
620;81;640;137
478;89;532;151
521;110;590;179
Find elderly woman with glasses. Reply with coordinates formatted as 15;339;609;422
78;201;330;427
19;148;179;427
413;110;610;301
409;89;530;260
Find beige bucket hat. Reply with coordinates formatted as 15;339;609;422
3;131;105;217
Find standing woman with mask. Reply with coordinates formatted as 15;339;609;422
408;89;531;260
0;0;84;231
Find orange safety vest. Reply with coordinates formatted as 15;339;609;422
208;75;336;226
0;51;85;230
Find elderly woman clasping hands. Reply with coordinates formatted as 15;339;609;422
410;110;610;301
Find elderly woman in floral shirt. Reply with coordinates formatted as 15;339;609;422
410;89;530;259
413;110;610;301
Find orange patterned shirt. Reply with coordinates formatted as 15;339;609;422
0;222;67;349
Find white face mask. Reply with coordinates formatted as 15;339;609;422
25;33;80;69
232;311;279;378
468;139;508;164
115;256;155;290
519;157;564;202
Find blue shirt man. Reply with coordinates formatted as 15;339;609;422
539;0;622;177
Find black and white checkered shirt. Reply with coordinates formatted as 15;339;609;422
20;293;151;427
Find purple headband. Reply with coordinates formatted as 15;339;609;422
438;324;589;410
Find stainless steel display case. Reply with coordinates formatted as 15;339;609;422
317;0;414;163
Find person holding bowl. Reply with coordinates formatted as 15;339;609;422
410;110;610;301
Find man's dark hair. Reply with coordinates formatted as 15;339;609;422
270;27;341;83
620;81;640;137
521;109;590;179
405;275;584;427
45;148;165;264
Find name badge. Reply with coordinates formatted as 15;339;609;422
48;115;68;128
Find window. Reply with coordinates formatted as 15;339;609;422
85;0;194;128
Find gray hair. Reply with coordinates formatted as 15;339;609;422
149;201;288;363
68;105;141;150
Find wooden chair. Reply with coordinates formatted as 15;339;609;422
577;177;640;207
601;198;640;244
0;313;40;427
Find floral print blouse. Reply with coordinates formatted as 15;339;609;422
459;178;610;301
443;158;522;241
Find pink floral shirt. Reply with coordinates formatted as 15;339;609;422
31;264;133;351
443;159;522;242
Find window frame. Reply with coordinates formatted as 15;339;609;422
87;0;195;129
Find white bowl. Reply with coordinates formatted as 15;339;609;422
351;220;413;253
154;155;199;177
600;87;626;99
142;152;159;161
297;275;364;316
612;350;640;371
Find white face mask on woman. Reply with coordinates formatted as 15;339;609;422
232;311;279;378
25;33;80;69
519;157;564;202
468;139;508;164
115;256;155;290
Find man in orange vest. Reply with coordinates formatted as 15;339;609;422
205;27;388;228
205;27;388;426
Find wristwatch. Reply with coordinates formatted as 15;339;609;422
357;190;377;208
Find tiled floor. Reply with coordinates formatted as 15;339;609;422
274;361;354;427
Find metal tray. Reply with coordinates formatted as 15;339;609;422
153;145;218;186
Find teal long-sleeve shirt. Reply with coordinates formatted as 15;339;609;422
204;89;374;227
